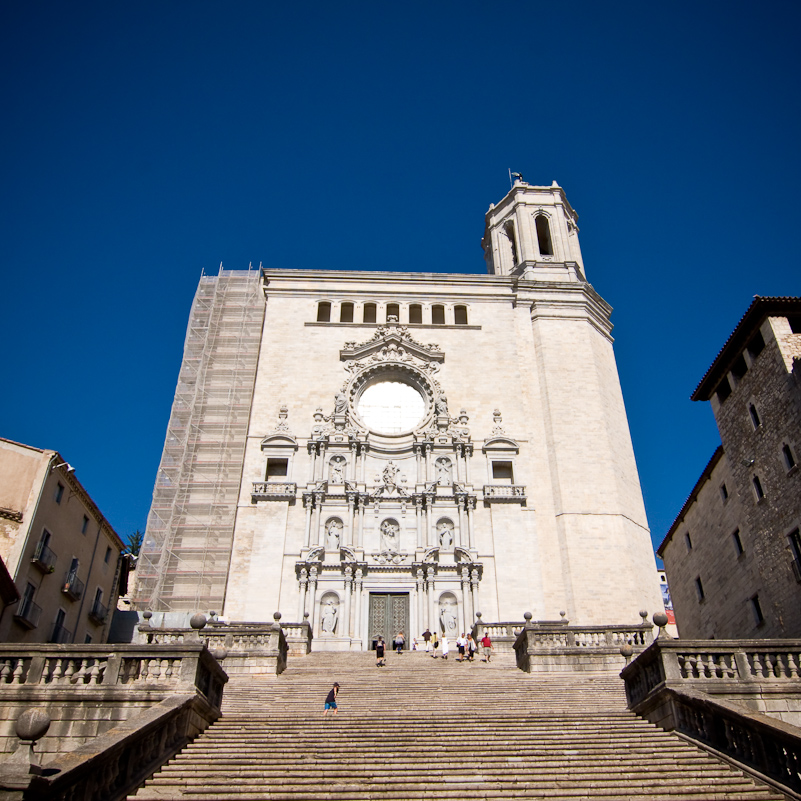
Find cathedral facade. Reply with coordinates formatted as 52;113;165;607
135;180;663;648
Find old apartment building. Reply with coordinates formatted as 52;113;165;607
659;297;801;638
0;438;127;644
135;179;665;647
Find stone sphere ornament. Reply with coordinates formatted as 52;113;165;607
142;610;153;621
15;709;51;742
639;610;649;623
189;613;207;630
653;612;669;627
620;644;634;663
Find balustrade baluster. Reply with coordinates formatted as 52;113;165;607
51;658;64;683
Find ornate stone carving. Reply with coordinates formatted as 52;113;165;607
439;593;459;638
325;518;343;551
320;594;339;635
492;409;506;435
328;455;346;484
437;519;454;550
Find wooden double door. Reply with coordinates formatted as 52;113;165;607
368;593;409;650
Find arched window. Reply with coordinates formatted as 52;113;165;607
409;304;423;324
386;303;400;322
454;305;468;325
535;215;554;256
432;305;445;325
317;302;331;322
363;303;377;323
340;302;354;323
504;221;518;265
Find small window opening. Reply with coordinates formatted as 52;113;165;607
782;443;796;471
789;529;801;583
454;305;468;325
720;483;729;501
752;475;765;502
55;483;64;504
732;529;744;556
316;302;331;322
492;461;514;484
409;304;422;324
685;532;693;551
749;594;765;626
104;547;112;564
432;305;445;325
363;303;377;324
504;221;518;264
81;515;89;534
340;302;354;323
788;315;801;334
695;577;705;602
716;377;732;404
731;354;748;382
266;458;289;479
747;331;765;359
748;403;761;429
84;634;93;644
386;303;400;322
535;215;554;257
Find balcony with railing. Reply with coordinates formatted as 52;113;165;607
14;597;42;629
88;599;108;624
251;481;297;502
31;542;57;572
482;484;527;503
50;623;74;643
62;571;85;601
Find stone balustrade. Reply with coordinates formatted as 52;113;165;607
622;638;801;726
251;481;297;501
481;485;526;502
513;615;654;673
622;639;801;797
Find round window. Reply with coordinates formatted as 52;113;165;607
357;381;426;435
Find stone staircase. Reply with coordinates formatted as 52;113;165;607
130;650;785;800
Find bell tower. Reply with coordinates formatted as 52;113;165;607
481;178;585;281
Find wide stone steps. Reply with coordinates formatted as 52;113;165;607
130;652;785;800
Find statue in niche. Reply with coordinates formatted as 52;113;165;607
321;598;339;634
439;596;458;638
326;519;342;551
435;457;452;486
382;461;398;489
329;456;346;484
334;390;348;415
436;395;449;416
380;520;399;553
438;521;453;550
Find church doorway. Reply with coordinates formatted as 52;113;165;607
368;593;409;650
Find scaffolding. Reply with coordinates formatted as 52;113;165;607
135;269;264;612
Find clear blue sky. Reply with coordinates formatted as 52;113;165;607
2;2;799;562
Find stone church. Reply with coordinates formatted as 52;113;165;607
135;179;664;649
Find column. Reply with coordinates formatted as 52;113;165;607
360;445;368;484
416;573;425;637
347;496;355;545
465;445;472;485
427;567;437;633
415;498;423;548
303;496;313;548
457;498;467;549
470;568;480;624
308;567;319;631
317;445;327;482
466;497;476;550
297;568;308;621
343;567;353;638
357;497;365;548
461;565;473;627
350;443;358;482
313;493;324;546
354;568;364;645
415;444;423;484
424;445;432;483
308;443;318;484
424;496;432;547
454;445;464;484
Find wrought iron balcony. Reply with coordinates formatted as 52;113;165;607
89;599;108;624
14;598;42;629
62;571;85;600
251;481;297;502
49;623;74;644
482;484;527;503
31;542;57;572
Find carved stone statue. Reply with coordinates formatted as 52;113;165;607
436;395;449;416
334;390;348;415
380;520;399;553
438;521;453;550
382;461;398;489
439;596;458;638
326;519;342;551
321;598;339;634
329;456;346;484
435;457;452;486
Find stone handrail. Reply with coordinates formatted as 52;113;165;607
622;639;801;710
251;481;297;501
0;644;226;709
482;485;526;502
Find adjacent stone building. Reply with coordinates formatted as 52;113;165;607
0;438;128;644
658;297;801;638
136;179;664;647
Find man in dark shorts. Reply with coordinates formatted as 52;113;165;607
376;636;386;667
323;682;339;716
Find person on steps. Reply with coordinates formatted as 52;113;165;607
376;636;386;667
467;633;477;661
394;631;404;654
481;632;493;662
323;682;340;716
431;630;439;657
422;628;432;653
456;633;466;662
441;635;449;660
